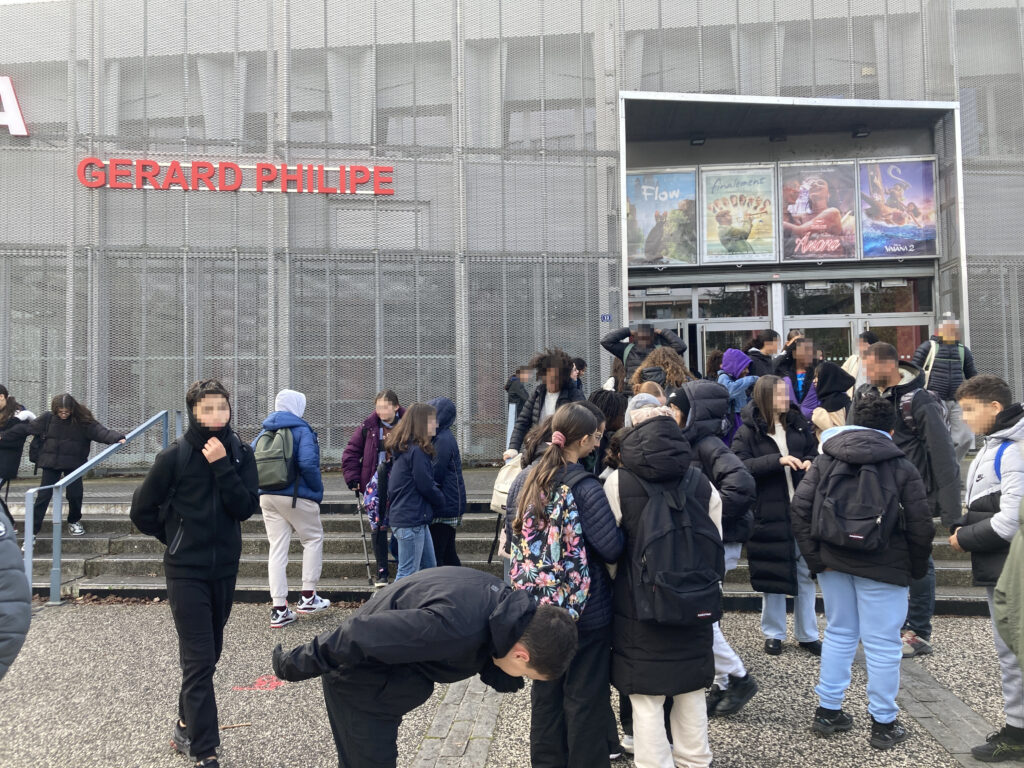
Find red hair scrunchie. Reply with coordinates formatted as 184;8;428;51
550;431;566;447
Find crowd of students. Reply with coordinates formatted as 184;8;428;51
0;309;1019;768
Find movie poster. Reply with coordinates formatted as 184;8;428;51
701;166;776;263
625;170;698;266
859;159;938;258
780;163;858;261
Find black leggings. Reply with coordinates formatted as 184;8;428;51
33;468;84;535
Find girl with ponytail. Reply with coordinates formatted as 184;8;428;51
512;402;624;768
746;329;780;377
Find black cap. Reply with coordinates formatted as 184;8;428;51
666;386;690;417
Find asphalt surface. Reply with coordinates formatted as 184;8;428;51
1;598;1011;768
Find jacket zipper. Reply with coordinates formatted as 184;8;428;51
168;520;185;555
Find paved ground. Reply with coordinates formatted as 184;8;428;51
0;598;1010;768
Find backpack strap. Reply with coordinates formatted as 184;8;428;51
958;343;966;370
899;390;920;433
995;441;1010;482
622;342;635;367
159;439;192;525
560;465;592;492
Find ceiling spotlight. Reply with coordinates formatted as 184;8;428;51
690;132;706;146
852;125;870;138
769;130;787;143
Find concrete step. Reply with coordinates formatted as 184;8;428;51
82;554;505;581
10;512;503;536
722;560;976;588
103;533;498;557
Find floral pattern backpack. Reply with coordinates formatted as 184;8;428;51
510;466;591;620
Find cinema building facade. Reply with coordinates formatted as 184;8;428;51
0;0;1019;461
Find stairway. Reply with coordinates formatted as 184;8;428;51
9;499;988;613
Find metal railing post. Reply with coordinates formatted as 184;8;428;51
49;489;64;604
175;410;184;439
162;411;169;449
22;489;36;581
505;403;517;451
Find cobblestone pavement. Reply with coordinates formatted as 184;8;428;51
0;599;1009;767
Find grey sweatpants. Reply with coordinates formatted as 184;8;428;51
988;586;1024;728
945;400;975;463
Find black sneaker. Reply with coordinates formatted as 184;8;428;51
799;640;823;656
811;706;854;736
194;759;219;768
714;673;759;717
706;684;726;716
870;718;909;750
170;721;190;755
971;727;1024;762
764;639;782;655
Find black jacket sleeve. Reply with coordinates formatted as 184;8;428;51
86;421;126;444
1;415;44;441
896;459;934;580
790;457;825;574
211;442;259;522
574;475;624;563
963;346;979;380
914;391;961;526
600;327;630;358
509;387;542;451
732;426;784;479
911;341;930;369
656;327;687;356
129;446;177;541
273;609;484;681
0;521;30;682
699;437;755;527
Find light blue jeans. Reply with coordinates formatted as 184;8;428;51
761;541;819;643
394;524;436;580
816;570;908;724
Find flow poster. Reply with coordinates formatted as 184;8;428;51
625;170;698;266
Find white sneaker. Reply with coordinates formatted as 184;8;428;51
295;593;331;614
270;606;297;628
620;735;634;754
68;522;85;536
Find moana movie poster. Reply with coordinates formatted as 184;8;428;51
625;170;698;266
859;159;938;258
780;163;858;261
701;167;776;263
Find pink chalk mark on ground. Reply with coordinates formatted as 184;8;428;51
232;674;285;691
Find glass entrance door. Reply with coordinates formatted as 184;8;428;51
698;324;764;378
783;321;855;366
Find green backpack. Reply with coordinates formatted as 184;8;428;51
253;428;298;503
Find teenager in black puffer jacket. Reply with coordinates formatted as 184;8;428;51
605;414;715;766
507;348;584;455
667;380;760;716
0;386;36;523
0;512;30;682
4;393;125;537
732;376;820;657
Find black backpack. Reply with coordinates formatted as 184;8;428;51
28;412;52;474
375;454;395;515
811;456;901;552
626;467;725;626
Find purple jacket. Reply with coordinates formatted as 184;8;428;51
785;377;820;421
341;407;406;492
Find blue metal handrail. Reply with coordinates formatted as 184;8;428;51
22;409;183;605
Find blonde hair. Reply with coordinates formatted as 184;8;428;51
628;347;696;393
637;381;664;399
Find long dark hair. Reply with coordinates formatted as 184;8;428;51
514;402;599;535
519;416;554;469
51;393;96;425
383;402;436;457
588;390;628;432
0;385;21;427
752;375;786;427
748;329;780;350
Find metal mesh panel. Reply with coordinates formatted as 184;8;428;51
5;0;1017;461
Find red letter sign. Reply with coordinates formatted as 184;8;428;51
0;76;28;136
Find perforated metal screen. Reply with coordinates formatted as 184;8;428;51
0;0;1020;467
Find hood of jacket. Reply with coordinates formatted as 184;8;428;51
820;426;904;464
487;588;538;657
990;403;1024;442
262;410;311;431
274;389;306;418
361;406;406;432
619;415;692;483
815;361;855;411
429;397;457;433
721;349;753;379
678;379;729;442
